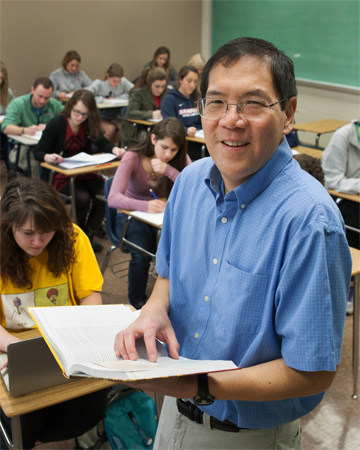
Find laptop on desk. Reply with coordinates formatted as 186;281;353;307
0;337;73;397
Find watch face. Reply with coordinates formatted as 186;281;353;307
193;393;214;406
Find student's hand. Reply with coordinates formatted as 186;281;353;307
114;303;180;362
152;110;162;120
58;92;68;100
112;147;126;159
0;358;8;371
150;158;167;175
187;127;197;137
147;200;165;213
37;124;46;131
24;125;38;135
44;153;64;164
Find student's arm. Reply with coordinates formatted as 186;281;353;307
0;324;21;370
322;129;360;194
125;90;154;120
80;71;93;88
118;78;134;98
49;70;62;98
107;152;149;211
33;117;63;162
160;95;179;120
79;292;102;305
85;80;104;103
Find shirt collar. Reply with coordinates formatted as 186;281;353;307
205;138;293;208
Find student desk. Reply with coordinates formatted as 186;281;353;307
186;136;207;158
124;119;158;146
293;119;349;149
0;328;115;450
97;100;129;110
41;158;121;221
328;190;360;204
7;134;40;178
119;209;163;260
350;246;360;399
291;145;323;159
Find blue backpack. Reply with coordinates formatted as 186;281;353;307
77;386;158;450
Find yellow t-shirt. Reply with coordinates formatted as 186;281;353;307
0;224;103;331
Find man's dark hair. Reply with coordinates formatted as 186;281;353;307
200;37;297;110
33;77;54;90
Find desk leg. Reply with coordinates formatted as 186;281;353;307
352;273;359;399
70;176;77;222
0;415;23;449
315;134;320;149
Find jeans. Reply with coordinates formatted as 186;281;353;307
115;213;158;309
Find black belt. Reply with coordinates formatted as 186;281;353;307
177;399;247;433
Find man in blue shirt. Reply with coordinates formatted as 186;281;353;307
114;38;352;449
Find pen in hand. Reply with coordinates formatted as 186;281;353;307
149;189;159;200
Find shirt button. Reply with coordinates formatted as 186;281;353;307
204;296;209;302
241;203;246;209
213;258;218;265
195;333;199;339
221;217;228;223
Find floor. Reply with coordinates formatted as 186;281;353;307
1;161;359;450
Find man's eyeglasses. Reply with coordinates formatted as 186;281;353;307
196;98;284;121
72;109;89;119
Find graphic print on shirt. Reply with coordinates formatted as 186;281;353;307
179;107;198;118
3;283;68;329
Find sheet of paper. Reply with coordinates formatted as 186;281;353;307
147;118;162;122
23;130;43;141
104;98;128;106
58;152;116;169
130;211;164;227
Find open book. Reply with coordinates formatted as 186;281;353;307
28;305;237;381
23;130;43;141
58;152;117;170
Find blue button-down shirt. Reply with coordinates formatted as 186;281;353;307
156;139;352;429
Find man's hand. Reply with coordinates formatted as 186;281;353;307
24;125;39;135
150;158;167;175
37;124;46;131
114;302;180;363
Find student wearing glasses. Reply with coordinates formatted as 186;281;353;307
34;90;124;252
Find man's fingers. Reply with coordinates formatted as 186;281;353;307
143;331;159;362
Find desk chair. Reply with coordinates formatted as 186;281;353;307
5;140;32;180
101;177;130;280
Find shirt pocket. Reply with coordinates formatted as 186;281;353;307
219;260;269;335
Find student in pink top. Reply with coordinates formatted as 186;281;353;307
108;117;191;309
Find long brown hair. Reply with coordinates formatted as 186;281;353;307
152;46;171;72
61;89;101;140
0;177;77;290
62;50;81;70
133;67;168;93
0;61;10;108
130;117;187;197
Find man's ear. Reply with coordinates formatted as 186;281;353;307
283;97;297;135
30;86;35;95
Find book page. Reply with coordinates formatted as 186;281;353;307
194;129;204;139
23;130;43;141
28;305;138;374
58;152;116;170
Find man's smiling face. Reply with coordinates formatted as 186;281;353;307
202;56;296;193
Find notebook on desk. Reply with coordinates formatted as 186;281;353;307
0;337;73;397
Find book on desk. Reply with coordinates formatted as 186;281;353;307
28;304;237;382
53;152;117;170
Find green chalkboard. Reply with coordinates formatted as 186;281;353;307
212;1;360;88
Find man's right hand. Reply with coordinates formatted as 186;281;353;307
114;289;180;362
24;125;39;135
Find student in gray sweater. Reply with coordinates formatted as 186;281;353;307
49;50;92;100
86;63;134;145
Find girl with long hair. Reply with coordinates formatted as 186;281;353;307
121;67;168;145
0;61;14;115
34;89;125;252
108;117;191;309
0;177;109;450
86;63;134;144
144;46;178;87
49;50;92;99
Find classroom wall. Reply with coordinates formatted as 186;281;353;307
1;0;202;96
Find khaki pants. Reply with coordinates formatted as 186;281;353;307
154;397;302;450
9;145;40;178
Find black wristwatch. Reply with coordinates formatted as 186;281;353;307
193;373;215;405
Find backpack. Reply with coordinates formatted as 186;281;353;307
77;385;158;450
